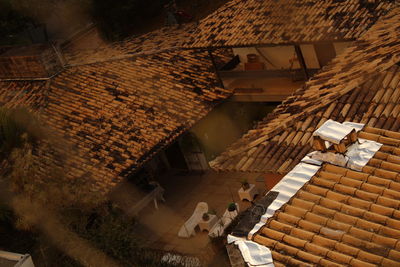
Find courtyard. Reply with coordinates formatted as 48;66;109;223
131;170;267;264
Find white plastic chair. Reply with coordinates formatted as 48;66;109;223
209;203;239;238
178;202;208;238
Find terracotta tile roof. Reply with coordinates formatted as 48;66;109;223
210;9;400;173
0;49;231;193
62;24;234;72
184;0;397;48
0;81;49;110
252;126;400;266
63;24;197;66
0;45;63;79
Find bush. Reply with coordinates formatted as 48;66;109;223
90;0;166;40
0;0;35;45
69;204;177;266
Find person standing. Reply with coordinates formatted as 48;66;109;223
164;1;178;26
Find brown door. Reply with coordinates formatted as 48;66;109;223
314;43;336;68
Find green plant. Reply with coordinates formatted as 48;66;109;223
240;178;250;190
90;0;164;40
227;202;236;212
208;209;217;215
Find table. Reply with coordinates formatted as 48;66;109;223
127;182;165;216
238;184;258;201
198;214;218;232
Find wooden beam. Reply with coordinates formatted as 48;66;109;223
208;49;225;88
183;39;353;50
219;68;320;79
294;45;309;80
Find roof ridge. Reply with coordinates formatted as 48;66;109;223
65;46;185;67
186;0;396;48
63;23;197;66
197;0;244;20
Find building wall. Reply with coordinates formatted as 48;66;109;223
179;134;210;171
189;102;277;162
313;43;337;67
233;46;300;70
334;42;352;55
300;44;320;69
232;42;351;71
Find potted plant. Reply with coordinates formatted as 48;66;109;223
227;202;237;212
240;178;250;190
226;202;238;221
202;212;210;221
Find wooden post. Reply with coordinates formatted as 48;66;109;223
349;130;358;143
294;45;309;80
333;142;347;153
312;136;326;151
208;49;225;88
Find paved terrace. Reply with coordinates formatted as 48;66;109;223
131;170;267;264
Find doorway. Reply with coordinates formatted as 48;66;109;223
164;141;188;170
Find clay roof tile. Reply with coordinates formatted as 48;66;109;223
211;9;400;174
252;123;400;265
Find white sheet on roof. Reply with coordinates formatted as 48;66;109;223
248;162;321;239
342;121;365;132
313;119;355;144
301;155;324;165
235;121;380;266
307;151;348;167
346;138;382;171
304;138;382;171
227;235;274;267
247;132;380;240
